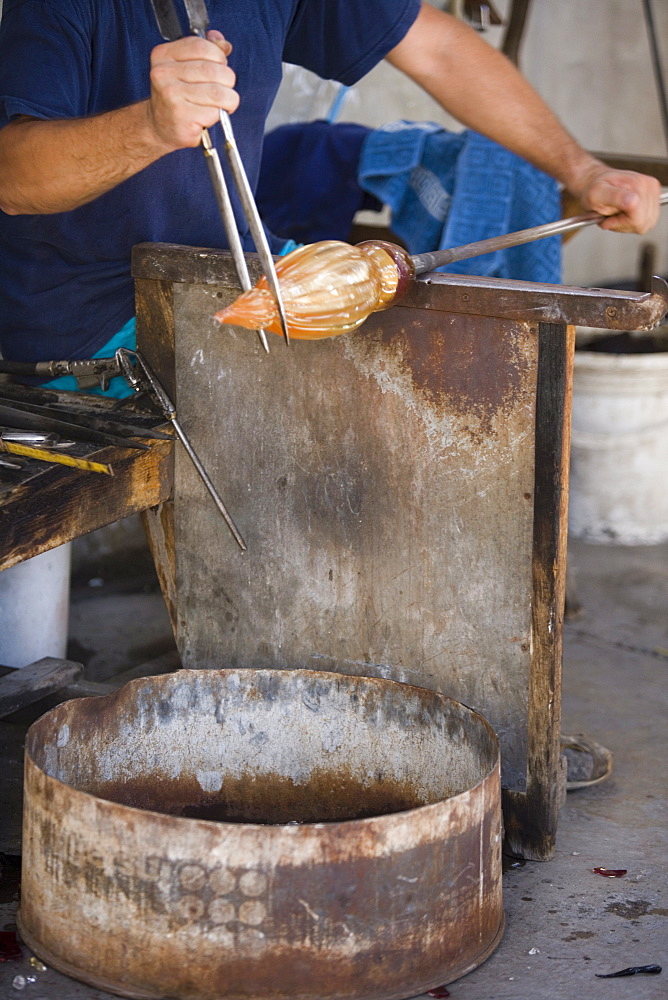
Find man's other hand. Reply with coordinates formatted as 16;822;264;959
148;30;238;151
575;166;661;235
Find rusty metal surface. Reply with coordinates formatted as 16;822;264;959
132;243;668;330
132;245;594;858
20;669;503;1000
166;277;535;793
411;273;668;331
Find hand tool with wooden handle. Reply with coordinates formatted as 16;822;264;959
0;438;113;475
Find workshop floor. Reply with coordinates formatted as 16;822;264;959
0;533;666;999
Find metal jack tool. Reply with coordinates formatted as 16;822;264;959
150;0;290;349
117;349;246;551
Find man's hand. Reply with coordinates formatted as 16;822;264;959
572;164;662;234
0;29;240;215
147;30;239;151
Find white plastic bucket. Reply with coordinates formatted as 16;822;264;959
0;543;72;668
569;347;668;544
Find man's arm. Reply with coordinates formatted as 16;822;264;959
386;3;661;234
0;32;238;216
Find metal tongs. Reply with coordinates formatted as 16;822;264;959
150;0;290;351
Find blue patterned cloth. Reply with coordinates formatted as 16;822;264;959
358;121;562;282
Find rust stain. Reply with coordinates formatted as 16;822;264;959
351;307;535;437
76;767;431;825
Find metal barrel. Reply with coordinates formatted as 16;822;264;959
19;668;503;1000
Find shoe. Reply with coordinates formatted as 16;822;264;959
561;733;613;790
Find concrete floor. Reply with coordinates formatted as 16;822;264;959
0;534;666;999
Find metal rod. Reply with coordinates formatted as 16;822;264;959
0;403;149;451
150;0;287;347
131;350;247;552
201;130;270;353
170;416;247;551
411;190;668;275
0;391;162;442
181;0;290;345
0;430;68;447
218;109;291;344
642;0;668;156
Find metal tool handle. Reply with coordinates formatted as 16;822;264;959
150;0;288;345
412;189;668;275
182;0;290;343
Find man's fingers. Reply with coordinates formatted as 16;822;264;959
206;29;233;56
152;58;236;89
585;173;661;234
593;186;640;232
590;184;639;216
148;30;239;149
152;35;229;66
177;83;240;113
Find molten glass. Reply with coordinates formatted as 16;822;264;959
214;239;415;340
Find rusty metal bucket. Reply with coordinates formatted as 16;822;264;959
19;669;503;1000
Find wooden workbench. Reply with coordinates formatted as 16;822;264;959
133;243;668;861
0;388;173;573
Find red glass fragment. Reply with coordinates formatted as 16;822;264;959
427;987;451;998
0;930;22;961
592;867;627;877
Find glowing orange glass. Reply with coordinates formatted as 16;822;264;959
214;239;415;341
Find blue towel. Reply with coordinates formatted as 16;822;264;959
358;122;562;283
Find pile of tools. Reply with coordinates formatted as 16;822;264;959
0;348;247;549
0;353;171;477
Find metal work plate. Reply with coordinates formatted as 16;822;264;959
171;280;537;792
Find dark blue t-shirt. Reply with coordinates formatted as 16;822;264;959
0;0;420;362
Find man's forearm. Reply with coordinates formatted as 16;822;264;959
386;7;599;197
0;102;173;215
387;4;660;233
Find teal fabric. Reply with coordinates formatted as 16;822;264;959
278;239;301;255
